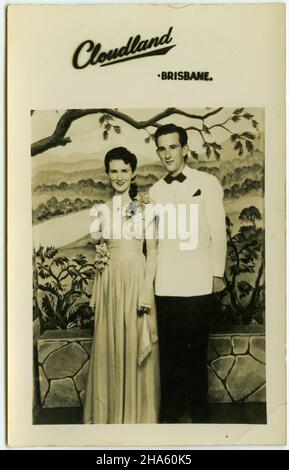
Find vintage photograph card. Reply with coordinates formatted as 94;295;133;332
7;4;286;446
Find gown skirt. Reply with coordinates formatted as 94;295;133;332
83;244;160;424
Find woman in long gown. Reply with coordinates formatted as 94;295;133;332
83;147;160;424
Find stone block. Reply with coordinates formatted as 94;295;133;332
81;340;92;357
232;336;249;355
244;383;266;402
211;356;235;381
207;366;232;403
207;342;218;362
210;336;232;356
80;391;86;406
44;342;88;379
38;341;68;364
40;329;92;340
227;355;266;401
74;360;90;392
44;378;80;408
250;337;265;363
39;365;49;405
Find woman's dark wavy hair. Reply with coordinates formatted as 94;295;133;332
104;147;138;199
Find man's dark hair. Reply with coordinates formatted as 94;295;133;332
154;124;188;147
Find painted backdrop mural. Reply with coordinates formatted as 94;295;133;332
31;108;264;333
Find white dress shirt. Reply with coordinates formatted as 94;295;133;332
149;165;227;297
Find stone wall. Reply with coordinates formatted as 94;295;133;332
36;329;265;408
208;333;265;403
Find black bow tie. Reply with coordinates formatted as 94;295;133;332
164;172;187;184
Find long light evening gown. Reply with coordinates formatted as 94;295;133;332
83;200;160;423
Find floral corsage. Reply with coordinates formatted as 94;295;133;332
94;242;110;273
125;192;151;219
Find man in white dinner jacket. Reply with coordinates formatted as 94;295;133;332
149;124;227;423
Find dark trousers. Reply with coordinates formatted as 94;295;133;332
156;294;213;421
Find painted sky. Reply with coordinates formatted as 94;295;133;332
31;108;264;169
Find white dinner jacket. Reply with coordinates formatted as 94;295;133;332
149;165;227;297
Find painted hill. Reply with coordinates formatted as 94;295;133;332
32;133;264;189
31;132;264;225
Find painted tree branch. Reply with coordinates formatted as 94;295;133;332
31;107;259;157
31;107;224;156
224;273;244;317
249;255;264;310
224;229;243;315
31;136;72;156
